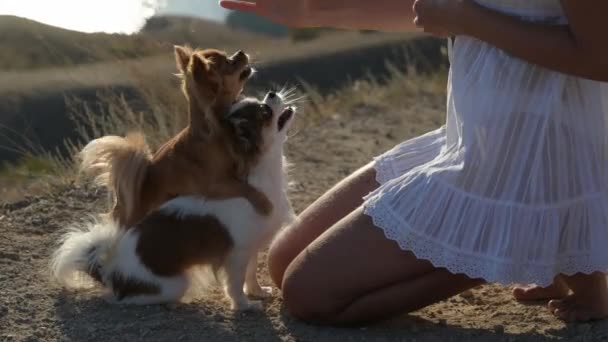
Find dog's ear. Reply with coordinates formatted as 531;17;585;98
174;45;192;75
190;54;209;80
226;109;262;156
191;54;221;101
232;119;254;154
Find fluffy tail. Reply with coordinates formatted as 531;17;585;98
51;220;120;288
79;132;152;226
51;217;218;303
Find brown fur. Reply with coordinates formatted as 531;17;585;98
80;46;272;229
135;211;234;277
173;46;250;134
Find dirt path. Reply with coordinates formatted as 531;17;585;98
1;93;606;342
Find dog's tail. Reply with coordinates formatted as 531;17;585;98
79;132;152;225
50;220;121;288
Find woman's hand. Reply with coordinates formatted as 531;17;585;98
413;0;473;37
219;0;419;32
219;0;314;28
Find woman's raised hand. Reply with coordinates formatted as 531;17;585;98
219;0;315;28
413;0;472;37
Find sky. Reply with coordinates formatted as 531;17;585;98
0;0;229;34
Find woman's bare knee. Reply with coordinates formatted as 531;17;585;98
281;269;314;321
281;262;339;323
268;163;379;289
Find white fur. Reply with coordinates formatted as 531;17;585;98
51;93;296;311
51;219;120;288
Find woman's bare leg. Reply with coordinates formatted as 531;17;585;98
268;162;379;288
281;208;483;325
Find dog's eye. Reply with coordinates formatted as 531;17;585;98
261;104;272;117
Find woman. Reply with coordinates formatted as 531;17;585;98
220;0;608;325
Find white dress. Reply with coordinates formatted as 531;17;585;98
363;0;608;287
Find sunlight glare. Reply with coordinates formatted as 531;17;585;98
0;0;156;33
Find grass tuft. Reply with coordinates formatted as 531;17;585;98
0;46;448;204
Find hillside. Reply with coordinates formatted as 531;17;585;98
0;15;271;72
0;16;162;71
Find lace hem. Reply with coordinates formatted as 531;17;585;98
362;171;608;286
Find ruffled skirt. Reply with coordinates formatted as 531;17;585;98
363;36;608;286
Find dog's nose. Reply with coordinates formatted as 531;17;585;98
231;50;248;62
234;50;248;60
267;92;277;99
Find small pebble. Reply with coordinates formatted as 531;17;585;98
460;290;474;298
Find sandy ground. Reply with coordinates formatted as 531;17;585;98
1;95;607;342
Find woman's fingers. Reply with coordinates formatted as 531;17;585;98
413;0;451;37
219;0;258;12
218;0;300;27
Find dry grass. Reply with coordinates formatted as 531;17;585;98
0;15;162;71
0;55;447;204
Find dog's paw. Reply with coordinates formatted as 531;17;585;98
231;299;263;312
245;286;273;299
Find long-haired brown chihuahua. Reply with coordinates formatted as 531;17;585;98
79;45;272;228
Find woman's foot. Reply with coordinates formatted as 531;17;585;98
512;277;569;301
548;294;608;322
548;272;608;322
